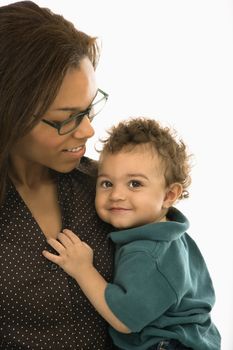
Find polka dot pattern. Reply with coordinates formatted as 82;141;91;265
0;167;115;349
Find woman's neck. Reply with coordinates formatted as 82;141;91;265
9;157;52;189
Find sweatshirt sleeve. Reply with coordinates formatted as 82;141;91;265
105;250;177;332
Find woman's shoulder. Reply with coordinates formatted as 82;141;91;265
53;157;98;200
60;157;98;192
77;156;98;178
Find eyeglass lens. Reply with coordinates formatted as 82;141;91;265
59;90;107;134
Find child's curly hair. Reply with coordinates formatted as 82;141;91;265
99;117;192;199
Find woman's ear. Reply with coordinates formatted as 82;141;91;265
162;183;183;209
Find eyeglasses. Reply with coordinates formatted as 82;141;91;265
40;88;108;135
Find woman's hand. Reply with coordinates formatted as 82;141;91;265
42;229;93;280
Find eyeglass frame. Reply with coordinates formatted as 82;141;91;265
36;88;108;135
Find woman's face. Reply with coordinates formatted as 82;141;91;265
10;57;97;174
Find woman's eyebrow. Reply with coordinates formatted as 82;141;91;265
53;107;83;112
51;89;98;113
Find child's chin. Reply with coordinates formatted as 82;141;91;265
111;221;132;230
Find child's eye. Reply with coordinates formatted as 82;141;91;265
128;180;142;188
100;180;113;189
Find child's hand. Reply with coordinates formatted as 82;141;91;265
42;229;93;280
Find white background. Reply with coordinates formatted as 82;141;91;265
1;0;233;349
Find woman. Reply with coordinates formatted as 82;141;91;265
0;1;114;349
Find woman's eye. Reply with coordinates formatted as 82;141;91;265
129;180;142;188
51;113;74;123
101;180;112;189
50;119;61;124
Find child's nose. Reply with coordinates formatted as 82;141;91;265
109;186;126;201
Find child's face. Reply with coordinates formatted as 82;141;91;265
95;145;170;229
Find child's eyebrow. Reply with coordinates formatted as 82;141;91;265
97;173;109;178
97;173;149;180
127;174;149;180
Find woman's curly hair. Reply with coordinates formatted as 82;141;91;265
99;117;192;199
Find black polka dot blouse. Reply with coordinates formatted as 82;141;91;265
0;161;115;349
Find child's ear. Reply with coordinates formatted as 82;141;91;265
162;183;183;209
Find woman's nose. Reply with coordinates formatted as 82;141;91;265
72;116;95;139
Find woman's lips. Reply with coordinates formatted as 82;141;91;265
62;145;86;158
63;145;84;152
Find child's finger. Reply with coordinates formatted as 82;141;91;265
82;242;92;251
42;250;61;264
46;238;65;254
57;232;73;247
63;229;82;244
